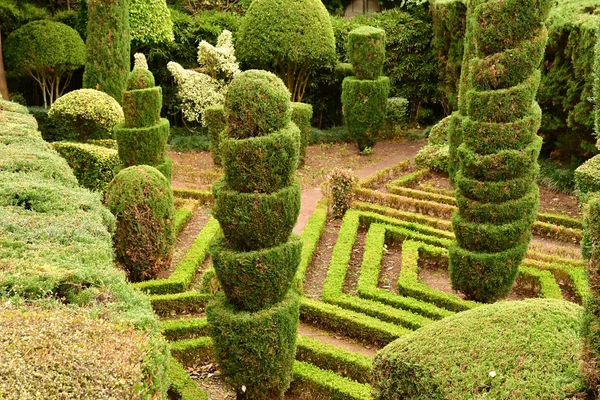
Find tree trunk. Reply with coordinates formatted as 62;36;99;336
0;28;10;101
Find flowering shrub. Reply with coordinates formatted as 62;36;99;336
134;53;149;70
168;30;240;125
322;168;358;218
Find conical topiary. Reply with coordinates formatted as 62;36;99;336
207;70;301;399
115;54;172;180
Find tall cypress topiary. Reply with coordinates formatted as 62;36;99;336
448;0;551;303
207;70;301;399
342;26;390;153
115;54;172;180
83;0;130;103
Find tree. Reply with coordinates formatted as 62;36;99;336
83;0;130;103
448;0;552;302
4;20;85;108
236;0;336;102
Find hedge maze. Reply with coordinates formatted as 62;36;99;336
132;153;588;399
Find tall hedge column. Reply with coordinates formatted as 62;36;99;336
342;26;390;153
207;70;302;399
83;0;130;103
448;0;551;303
114;56;172;180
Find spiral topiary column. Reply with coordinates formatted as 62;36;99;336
342;26;390;153
448;0;551;303
207;70;302;399
115;55;172;180
204;104;226;167
291;102;312;167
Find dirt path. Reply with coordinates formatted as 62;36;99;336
298;322;377;357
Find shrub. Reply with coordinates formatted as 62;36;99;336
83;0;130;103
373;299;585;399
48;89;124;141
53;141;122;192
386;97;409;125
322;168;358;218
28;106;77;142
582;194;600;394
204;104;226;166
208;70;301;398
105;165;175;282
4;20;86;108
348;26;386;80
291;102;313;167
129;0;174;45
236;0;336;102
225;69;291;139
115;56;172;180
448;0;549;302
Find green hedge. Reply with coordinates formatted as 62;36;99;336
204;104;226;166
348;26;385;80
210;235;302;311
53;141;122;192
212;178;301;251
116;118;169;166
0;99;168;397
575;154;600;204
122;87;162;128
291;102;313;167
207;292;300;399
373;299;584;399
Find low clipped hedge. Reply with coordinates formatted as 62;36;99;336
53;141;122;192
373;299;585;399
0;99;168;397
210;235;302;311
212;178;301;251
220;123;300;193
207;292;300;399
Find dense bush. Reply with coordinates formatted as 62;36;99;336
115;57;172;180
129;0;174;45
28;106;77;142
237;0;336;102
0;99;168;397
204;104;226;166
4;20;85;108
373;299;584;399
291;102;313;167
53;141;122;192
208;70;301;398
322;168;358;218
386;97;409;125
415;115;450;172
448;0;549;303
83;0;130;103
48;89;124;141
342;25;390;152
105;165;175;282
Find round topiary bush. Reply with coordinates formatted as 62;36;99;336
236;0;335;102
225;70;292;139
126;68;156;91
373;299;585;399
4;20;86;108
48;89;124;141
104;165;175;282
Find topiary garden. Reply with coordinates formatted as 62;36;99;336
4;0;600;398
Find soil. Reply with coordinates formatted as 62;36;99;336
302;218;342;300
538;187;581;218
379;241;403;294
298;322;377;357
342;228;368;296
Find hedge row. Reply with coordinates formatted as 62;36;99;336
0;99;169;397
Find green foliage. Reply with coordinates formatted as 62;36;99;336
537;157;576;195
48;89;124;141
291;102;313;167
129;0;174;45
207;292;300;400
105;165;175;282
582;195;600;394
212;178;301;251
52;141;122;192
210;235;302;311
83;0;130;103
0;101;168;397
167;357;209;400
116;65;171;179
28;106;77;142
0;0;48;34
448;0;548;302
4;20;86;108
373;299;585;399
348;26;385;81
386;97;409;125
322;168;358;218
203;104;226;166
575;154;600;204
221;122;300;193
342;76;390;151
237;0;336;101
225;70;291;139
